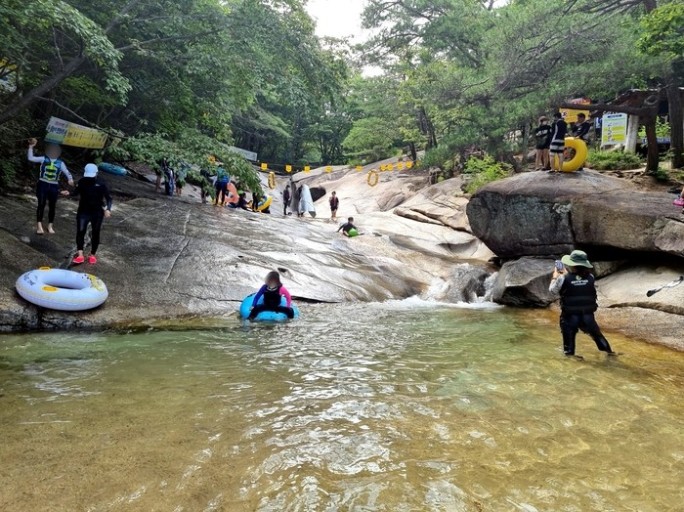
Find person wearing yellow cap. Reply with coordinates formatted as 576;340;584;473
549;250;617;358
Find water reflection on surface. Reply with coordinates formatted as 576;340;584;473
1;301;683;511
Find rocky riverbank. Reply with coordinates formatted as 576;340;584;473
0;162;493;332
467;169;684;350
1;163;683;350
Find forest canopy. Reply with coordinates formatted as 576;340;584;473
0;0;682;188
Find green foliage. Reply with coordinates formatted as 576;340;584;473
652;167;670;182
463;155;512;194
637;3;684;58
422;145;457;172
587;150;643;171
0;0;350;190
107;130;262;193
638;118;671;139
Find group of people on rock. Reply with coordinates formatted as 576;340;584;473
534;112;593;172
28;139;112;265
25;139;623;356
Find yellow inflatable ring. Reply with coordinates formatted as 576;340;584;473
15;268;108;311
257;194;272;212
562;137;588;173
268;172;276;189
367;170;379;187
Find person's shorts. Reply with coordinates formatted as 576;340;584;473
535;144;550;151
330;207;338;212
549;140;565;154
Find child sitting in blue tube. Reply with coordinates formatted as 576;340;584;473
248;271;295;320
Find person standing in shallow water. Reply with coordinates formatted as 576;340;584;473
27;138;74;234
549;250;617;359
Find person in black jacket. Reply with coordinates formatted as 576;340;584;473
65;164;113;265
283;186;291;216
549;112;567;172
573;113;592;142
549;250;617;358
534;116;552;170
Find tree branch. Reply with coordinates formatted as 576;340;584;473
38;97;125;139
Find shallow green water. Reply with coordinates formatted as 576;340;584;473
1;301;683;512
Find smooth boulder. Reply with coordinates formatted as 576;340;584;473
467;170;684;259
491;257;556;307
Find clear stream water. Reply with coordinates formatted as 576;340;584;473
1;300;683;512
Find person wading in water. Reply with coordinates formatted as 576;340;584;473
549;250;618;359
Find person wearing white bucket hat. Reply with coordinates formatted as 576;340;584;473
64;163;113;265
549;250;617;359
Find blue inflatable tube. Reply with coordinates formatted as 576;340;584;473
239;293;300;322
98;162;128;176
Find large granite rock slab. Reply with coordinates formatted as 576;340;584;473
467;170;684;259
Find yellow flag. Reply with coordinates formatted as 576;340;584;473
304;166;311;173
397;162;405;170
386;163;394;171
406;161;414;169
286;165;292;173
355;165;363;172
325;166;333;173
380;164;386;171
260;163;268;170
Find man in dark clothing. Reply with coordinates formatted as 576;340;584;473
283;186;291;216
573;113;592;142
66;164;113;265
549;112;567;172
549;250;617;358
534;116;553;170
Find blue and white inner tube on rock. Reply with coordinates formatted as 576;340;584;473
16;268;109;311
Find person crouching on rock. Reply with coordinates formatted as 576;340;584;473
338;217;357;237
248;271;295;320
64;164;112;265
549;250;617;359
28;138;74;235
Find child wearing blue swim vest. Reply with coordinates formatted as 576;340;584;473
27;138;74;234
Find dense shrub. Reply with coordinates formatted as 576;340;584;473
587;150;642;170
100;129;262;193
463;154;512;194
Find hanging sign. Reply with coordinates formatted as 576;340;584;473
45;117;108;149
601;113;628;147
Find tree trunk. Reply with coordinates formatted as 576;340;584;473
520;122;530;164
666;82;684;169
409;142;417;162
558;100;661;172
0;55;86;126
644;116;660;173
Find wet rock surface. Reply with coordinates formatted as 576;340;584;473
491;257;556;308
0;167;493;332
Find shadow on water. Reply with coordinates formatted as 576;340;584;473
0;300;683;511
